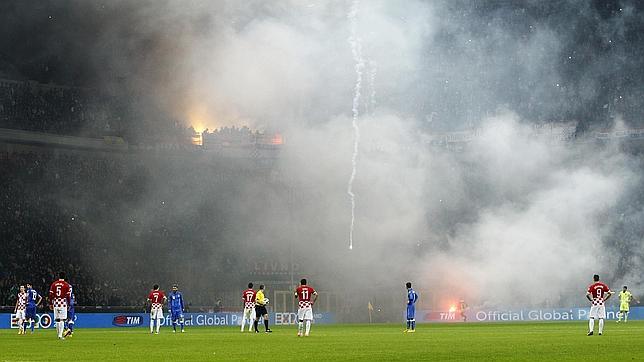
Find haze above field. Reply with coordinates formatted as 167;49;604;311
1;0;643;311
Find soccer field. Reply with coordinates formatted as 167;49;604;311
1;322;643;361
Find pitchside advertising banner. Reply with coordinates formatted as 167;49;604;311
418;306;644;323
1;312;334;329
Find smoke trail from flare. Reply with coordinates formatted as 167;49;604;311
368;60;377;115
347;0;364;251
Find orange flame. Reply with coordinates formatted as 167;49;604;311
187;103;219;134
271;133;284;145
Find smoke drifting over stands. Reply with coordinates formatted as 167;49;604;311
1;0;643;320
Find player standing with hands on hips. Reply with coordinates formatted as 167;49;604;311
25;283;42;334
147;284;167;334
586;274;612;336
241;283;256;332
295;279;318;337
405;282;419;333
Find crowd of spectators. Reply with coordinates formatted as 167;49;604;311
0;147;276;308
3;79;640;316
0;79;278;151
201;126;257;146
0;80;120;137
0;151;136;306
0;152;89;305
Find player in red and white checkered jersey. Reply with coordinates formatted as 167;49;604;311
147;284;167;334
48;272;71;340
14;285;27;335
240;282;257;332
586;274;613;336
295;279;318;337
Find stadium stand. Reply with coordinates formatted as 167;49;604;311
1;77;641;317
0;79;118;137
0;143;278;309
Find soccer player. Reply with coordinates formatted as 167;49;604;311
617;285;638;323
48;272;72;340
254;284;272;333
64;289;76;337
147;284;167;334
586;274;613;336
169;284;185;333
295;279;317;337
14;285;27;335
25;283;42;334
241;282;256;332
404;282;419;333
459;299;468;322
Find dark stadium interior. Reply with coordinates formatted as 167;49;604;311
1;0;643;324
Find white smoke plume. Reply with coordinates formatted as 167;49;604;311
8;0;642;315
347;0;364;250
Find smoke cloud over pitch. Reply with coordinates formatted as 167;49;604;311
3;1;643;314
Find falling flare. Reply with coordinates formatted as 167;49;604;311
368;60;377;115
347;0;364;251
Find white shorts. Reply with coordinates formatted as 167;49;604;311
589;305;606;319
15;309;26;320
297;307;313;321
53;307;67;321
150;308;164;320
243;307;256;319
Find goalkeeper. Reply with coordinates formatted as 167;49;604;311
617;285;639;323
253;284;272;333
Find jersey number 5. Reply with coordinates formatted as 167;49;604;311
56;285;62;297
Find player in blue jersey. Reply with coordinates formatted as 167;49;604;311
169;284;185;333
25;283;42;334
404;282;419;333
63;288;76;337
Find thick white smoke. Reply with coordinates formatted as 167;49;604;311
61;0;643;311
347;0;364;251
421;115;637;307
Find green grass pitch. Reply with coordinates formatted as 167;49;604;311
1;322;643;361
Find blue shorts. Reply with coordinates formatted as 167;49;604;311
171;310;184;321
25;306;37;320
406;305;415;320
